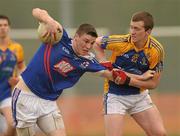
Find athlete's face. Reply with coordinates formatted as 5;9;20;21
0;19;10;39
73;33;96;56
129;20;151;44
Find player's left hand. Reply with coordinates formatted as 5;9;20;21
8;77;19;87
112;70;131;85
141;70;155;80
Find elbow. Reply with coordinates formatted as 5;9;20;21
32;8;47;17
147;82;158;89
32;8;40;16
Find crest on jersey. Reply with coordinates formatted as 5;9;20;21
131;54;139;63
80;61;90;69
54;58;75;77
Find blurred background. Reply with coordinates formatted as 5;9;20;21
0;0;180;136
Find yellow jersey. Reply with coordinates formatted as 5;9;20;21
100;34;164;95
0;40;24;101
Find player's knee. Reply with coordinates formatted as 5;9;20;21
156;129;167;136
37;110;65;134
16;127;35;136
149;128;167;136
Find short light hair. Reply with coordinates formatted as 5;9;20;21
131;11;154;31
75;23;98;38
0;15;11;25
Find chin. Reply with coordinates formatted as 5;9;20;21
132;39;138;43
81;52;88;56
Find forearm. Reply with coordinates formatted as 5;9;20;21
126;73;144;80
32;8;54;23
126;70;155;81
94;70;113;81
129;78;158;89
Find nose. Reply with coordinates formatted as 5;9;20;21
130;28;135;34
86;43;92;49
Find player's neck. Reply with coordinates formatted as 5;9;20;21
0;36;10;46
134;37;148;49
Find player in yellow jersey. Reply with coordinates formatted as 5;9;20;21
94;11;167;136
0;15;25;136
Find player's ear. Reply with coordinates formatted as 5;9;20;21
74;33;79;41
146;29;152;35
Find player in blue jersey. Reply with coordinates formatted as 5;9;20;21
12;9;153;136
0;15;25;136
94;11;167;136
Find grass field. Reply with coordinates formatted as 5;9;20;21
35;93;180;136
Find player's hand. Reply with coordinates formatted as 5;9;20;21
8;77;19;87
95;37;103;45
112;69;130;85
100;61;113;71
141;70;155;80
45;20;61;39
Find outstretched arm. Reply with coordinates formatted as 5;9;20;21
99;69;160;90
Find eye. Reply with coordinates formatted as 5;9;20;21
91;41;95;45
84;40;89;43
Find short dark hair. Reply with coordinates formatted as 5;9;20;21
131;11;154;31
0;15;11;25
76;23;98;38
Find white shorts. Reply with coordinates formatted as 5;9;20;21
0;97;11;109
12;88;64;130
104;91;154;115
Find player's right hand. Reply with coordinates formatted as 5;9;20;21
45;20;62;38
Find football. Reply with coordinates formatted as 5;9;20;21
37;22;63;44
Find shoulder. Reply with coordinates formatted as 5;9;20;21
148;36;164;61
9;41;23;49
149;36;164;54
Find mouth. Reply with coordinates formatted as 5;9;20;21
131;36;137;41
131;34;136;38
81;50;89;55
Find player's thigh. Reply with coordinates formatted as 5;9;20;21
132;106;166;135
0;98;14;126
104;114;125;136
104;93;128;136
37;110;66;136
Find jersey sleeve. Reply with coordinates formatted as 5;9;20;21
100;35;129;51
15;44;24;63
84;59;106;73
149;45;164;72
61;28;70;41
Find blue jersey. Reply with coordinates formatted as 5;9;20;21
21;29;105;100
0;41;24;101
